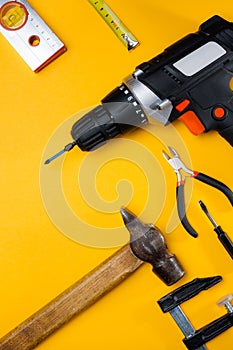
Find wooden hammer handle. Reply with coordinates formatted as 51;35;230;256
0;244;142;350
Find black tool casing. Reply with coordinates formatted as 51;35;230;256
136;15;233;145
72;15;233;151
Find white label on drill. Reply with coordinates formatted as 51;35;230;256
173;42;226;76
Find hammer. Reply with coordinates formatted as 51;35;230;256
0;209;184;350
0;244;142;350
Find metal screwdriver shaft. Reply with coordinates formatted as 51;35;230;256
44;142;76;165
198;201;218;228
198;200;233;259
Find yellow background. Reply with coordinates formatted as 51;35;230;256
0;0;233;349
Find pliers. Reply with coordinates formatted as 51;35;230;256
162;146;233;238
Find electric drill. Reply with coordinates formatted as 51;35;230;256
46;15;233;163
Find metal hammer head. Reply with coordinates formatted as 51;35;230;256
120;207;185;285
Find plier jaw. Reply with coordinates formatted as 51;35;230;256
162;146;233;238
162;146;193;184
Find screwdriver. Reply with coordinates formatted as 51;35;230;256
198;200;233;259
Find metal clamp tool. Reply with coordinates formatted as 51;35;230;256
157;276;233;350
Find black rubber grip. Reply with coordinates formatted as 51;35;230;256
195;172;233;206
176;184;198;238
71;84;148;152
71;105;121;151
183;313;233;350
219;125;233;147
215;226;233;259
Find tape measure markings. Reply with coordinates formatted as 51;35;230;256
88;0;139;51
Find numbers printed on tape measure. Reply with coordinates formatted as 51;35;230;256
88;0;139;50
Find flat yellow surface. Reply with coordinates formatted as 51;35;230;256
0;0;233;349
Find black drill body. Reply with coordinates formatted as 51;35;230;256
71;15;233;151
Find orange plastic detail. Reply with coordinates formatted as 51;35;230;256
192;171;199;178
213;107;225;119
179;111;205;135
175;99;190;112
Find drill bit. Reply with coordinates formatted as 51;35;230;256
198;200;233;259
120;207;185;285
44;141;76;165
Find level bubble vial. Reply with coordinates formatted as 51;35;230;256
0;1;28;30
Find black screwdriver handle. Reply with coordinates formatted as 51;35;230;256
176;183;198;238
183;313;233;350
194;172;233;206
215;226;233;259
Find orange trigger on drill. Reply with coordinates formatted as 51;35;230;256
178;111;206;136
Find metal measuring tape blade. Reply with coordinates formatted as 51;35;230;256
0;0;66;72
88;0;139;51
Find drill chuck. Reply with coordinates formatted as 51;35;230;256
71;84;148;151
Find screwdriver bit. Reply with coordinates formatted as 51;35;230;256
44;142;76;164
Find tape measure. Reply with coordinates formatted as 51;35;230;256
88;0;139;51
0;0;66;72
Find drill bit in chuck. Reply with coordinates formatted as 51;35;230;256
44;141;76;164
120;208;185;285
